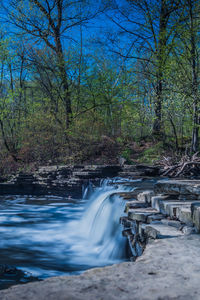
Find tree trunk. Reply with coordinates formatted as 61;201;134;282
153;78;162;135
152;0;167;137
56;34;72;129
189;0;199;153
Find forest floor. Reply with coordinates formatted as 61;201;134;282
0;137;178;179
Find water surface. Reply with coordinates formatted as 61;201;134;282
0;178;138;288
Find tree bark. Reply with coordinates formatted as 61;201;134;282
189;0;199;153
153;0;168;137
56;39;72;129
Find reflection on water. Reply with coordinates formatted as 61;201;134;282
0;179;138;288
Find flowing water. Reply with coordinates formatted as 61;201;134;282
0;178;140;289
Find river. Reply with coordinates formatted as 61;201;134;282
0;178;152;289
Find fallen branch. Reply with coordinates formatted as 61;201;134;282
161;164;180;176
159;153;200;178
175;161;200;177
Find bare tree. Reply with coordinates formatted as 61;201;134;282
187;0;200;153
4;0;102;129
107;0;181;137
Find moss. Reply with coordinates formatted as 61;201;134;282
121;148;132;161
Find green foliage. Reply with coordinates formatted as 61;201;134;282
0;0;199;171
121;148;133;164
138;142;165;164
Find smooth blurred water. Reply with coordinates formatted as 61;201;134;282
0;179;137;282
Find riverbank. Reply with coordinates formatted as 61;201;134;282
0;233;200;300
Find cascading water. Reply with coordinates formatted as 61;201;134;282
0;178;139;289
66;179;136;267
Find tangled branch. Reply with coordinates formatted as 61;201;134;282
159;152;200;177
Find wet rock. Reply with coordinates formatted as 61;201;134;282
124;201;149;213
119;217;133;228
128;208;159;222
117;191;138;200
137;190;154;203
0;165;123;198
151;195;174;212
160;219;182;229
141;223;183;239
177;207;193;226
0;164;158;199
181;226;196;235
192;203;200;232
119;164;160;178
155;179;200;195
161;201;193;218
179;194;200;201
147;214;164;223
0;265;39;290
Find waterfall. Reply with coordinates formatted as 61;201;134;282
0;177;142;283
66;178;138;268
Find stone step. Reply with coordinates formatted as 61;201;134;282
119;217;133;228
160;219;182;229
162;201;193;218
151;196;196;214
124;201;149;213
178;194;200;201
117;191;138;200
151;195;181;209
72;171;101;178
128;208;159;222
191;203;200;232
155;180;200;197
137;190;154;203
177;207;193;226
141;223;183;239
147;214;166;223
122;228;132;237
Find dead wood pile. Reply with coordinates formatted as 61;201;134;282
159;152;200;177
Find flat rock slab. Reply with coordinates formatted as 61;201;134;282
161;201;193;217
192;204;200;232
141;223;183;239
128;208;159;222
151;196;191;212
155;180;200;196
137;190;154;203
125;201;149;213
1;235;200;300
177;207;193;225
116;191;138;200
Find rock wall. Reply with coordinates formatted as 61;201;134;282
121;179;200;260
0;164;160;198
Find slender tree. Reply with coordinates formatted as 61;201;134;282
108;0;181;137
171;0;200;152
187;0;200;152
4;0;101;129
